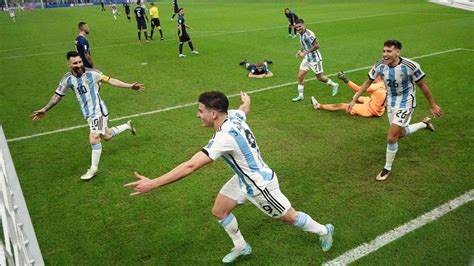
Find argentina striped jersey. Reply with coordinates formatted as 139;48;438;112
55;68;110;119
202;110;274;197
368;57;425;109
298;29;322;62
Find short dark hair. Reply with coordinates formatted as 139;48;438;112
284;8;289;12
198;91;229;113
178;7;183;12
295;18;304;24
384;40;402;50
78;21;87;30
66;51;80;60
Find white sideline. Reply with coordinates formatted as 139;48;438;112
5;47;470;143
323;189;474;266
0;12;405;60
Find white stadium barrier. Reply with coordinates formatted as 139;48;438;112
0;126;44;266
430;0;474;11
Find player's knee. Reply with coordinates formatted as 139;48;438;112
297;73;305;81
387;134;398;144
280;208;297;224
316;75;326;82
211;206;228;220
89;135;101;145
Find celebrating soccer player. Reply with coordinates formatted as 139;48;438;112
125;91;334;263
292;19;339;102
347;40;442;181
31;51;145;181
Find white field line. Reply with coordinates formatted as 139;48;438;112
323;189;474;266
0;12;405;60
5;47;468;143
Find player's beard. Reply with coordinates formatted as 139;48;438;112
73;66;85;76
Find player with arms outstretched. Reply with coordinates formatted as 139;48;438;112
125;91;334;263
31;51;145;181
347;40;442;181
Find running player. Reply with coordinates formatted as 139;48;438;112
292;19;339;102
8;7;16;23
134;1;149;43
284;8;298;38
31;51;145;181
311;71;386;117
149;2;163;40
75;22;94;68
99;0;105;11
125;91;334;263
170;0;179;21
347;40;442;181
111;3;119;21
239;59;274;78
177;8;198;57
123;0;131;22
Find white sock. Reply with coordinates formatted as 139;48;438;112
384;142;398;171
292;211;328;236
219;213;246;250
404;122;426;136
325;78;337;87
297;84;304;97
110;123;131;137
91;143;102;170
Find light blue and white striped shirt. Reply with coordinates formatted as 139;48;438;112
369;57;425;109
298;29;322;63
202;110;274;197
55;68;109;119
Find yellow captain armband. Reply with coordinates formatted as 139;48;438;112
101;75;110;82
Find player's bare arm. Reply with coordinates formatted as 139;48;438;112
238;91;251;115
31;94;62;121
106;78;145;92
124;151;213;195
416;78;442;117
347;79;373;112
248;73;265;79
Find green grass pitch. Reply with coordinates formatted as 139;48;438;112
0;0;473;264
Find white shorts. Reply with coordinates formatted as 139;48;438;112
387;106;414;127
300;60;324;74
87;115;108;135
219;174;292;218
112;9;118;14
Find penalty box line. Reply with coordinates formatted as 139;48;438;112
6;47;469;143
